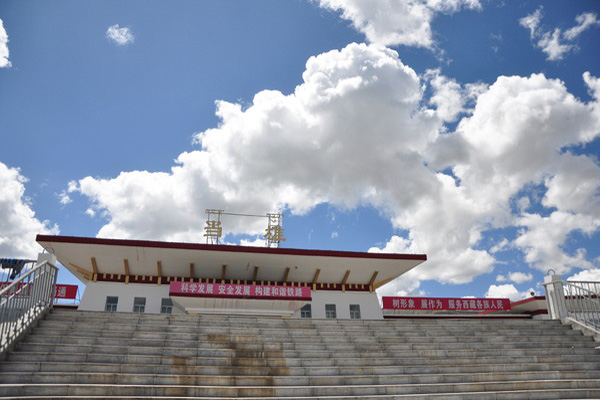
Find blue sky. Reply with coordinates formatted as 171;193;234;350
1;0;599;301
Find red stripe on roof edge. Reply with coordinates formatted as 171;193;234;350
36;234;427;261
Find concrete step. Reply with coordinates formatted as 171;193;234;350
3;359;600;377
6;348;600;368
42;310;571;324
20;333;592;352
31;322;588;343
1;310;598;399
1;369;600;386
43;311;570;331
26;326;589;346
11;342;596;360
2;390;600;400
30;325;582;341
1;379;600;397
40;313;576;332
15;338;598;357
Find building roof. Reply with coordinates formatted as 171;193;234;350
36;235;427;289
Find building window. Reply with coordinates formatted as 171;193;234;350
300;304;311;318
325;304;336;319
350;304;361;319
133;297;146;313
161;298;173;314
105;296;118;312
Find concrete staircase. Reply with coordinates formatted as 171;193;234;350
0;309;599;399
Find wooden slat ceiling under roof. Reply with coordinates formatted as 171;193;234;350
36;235;427;291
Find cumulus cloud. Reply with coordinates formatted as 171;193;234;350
485;284;521;302
0;18;11;68
515;211;598;274
423;69;487;122
568;268;600;281
0;162;59;258
318;0;480;49
69;43;600;291
106;24;134;46
377;268;424;297
486;283;538;302
507;271;533;284
519;8;599;61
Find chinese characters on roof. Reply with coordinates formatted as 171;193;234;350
204;209;285;247
203;209;223;245
264;213;285;247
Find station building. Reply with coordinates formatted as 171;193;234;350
36;235;427;319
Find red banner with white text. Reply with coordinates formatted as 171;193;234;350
0;283;78;299
170;281;311;301
382;296;511;312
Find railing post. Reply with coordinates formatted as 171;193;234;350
37;252;58;308
36;253;57;270
544;274;568;320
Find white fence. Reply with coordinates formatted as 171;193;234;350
543;274;600;331
0;255;58;354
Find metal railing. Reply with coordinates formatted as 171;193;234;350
0;260;58;354
543;276;600;331
563;280;600;330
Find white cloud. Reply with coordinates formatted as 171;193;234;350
516;196;530;213
521;287;536;298
507;271;533;284
331;231;339;239
57;190;72;205
514;211;598;274
537;29;572;61
490;238;509;254
496;274;506;282
240;237;267;247
376;268;424;297
70;43;600;291
106;24;134;46
485;284;521;301
583;71;600;99
542;153;600;216
564;12;600;40
424;69;467;122
318;0;480;49
0;162;59;258
568;268;600;281
520;9;599;61
519;6;543;39
486;284;537;302
0;18;11;68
